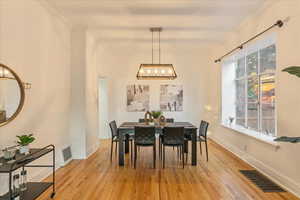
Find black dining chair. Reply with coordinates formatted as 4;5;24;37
134;126;156;168
165;118;174;123
198;120;209;162
139;118;174;123
138;118;145;123
161;126;186;168
109;120;133;162
159;118;175;159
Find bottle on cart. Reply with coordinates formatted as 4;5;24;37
13;174;20;199
20;170;27;191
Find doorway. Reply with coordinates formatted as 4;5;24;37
98;78;109;139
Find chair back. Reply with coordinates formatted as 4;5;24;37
138;118;145;123
134;126;156;145
109;120;118;138
140;118;173;123
199;120;209;138
166;118;174;123
163;126;185;144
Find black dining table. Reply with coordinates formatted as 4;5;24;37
118;122;198;166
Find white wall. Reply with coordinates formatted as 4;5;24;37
207;0;300;196
98;78;109;139
69;27;87;159
69;28;100;159
85;32;99;156
96;41;212;137
0;0;71;195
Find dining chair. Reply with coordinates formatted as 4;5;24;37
159;118;175;159
166;118;174;123
161;126;186;168
198;120;209;162
109;120;133;162
139;118;174;123
138;119;145;123
134;126;156;168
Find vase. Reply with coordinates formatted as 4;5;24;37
19;145;29;155
153;118;160;125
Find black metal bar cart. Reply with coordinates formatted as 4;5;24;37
0;145;56;200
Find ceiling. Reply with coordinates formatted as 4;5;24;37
46;0;276;44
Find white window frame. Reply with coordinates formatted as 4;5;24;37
221;34;277;142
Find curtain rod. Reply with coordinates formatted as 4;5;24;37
214;19;284;63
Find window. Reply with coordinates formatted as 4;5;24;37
222;35;276;138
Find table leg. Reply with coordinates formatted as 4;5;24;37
119;130;125;166
125;134;130;154
191;129;197;166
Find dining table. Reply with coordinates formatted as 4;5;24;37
118;122;198;166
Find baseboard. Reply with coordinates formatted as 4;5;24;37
29;165;60;183
86;142;99;158
210;135;300;198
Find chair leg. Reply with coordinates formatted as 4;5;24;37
160;139;163;160
153;145;156;168
115;141;118;155
134;144;137;168
199;141;202;155
205;140;208;162
163;145;165;169
131;140;133;163
159;137;161;160
110;140;113;161
182;146;184;169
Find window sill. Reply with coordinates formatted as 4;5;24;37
221;123;279;148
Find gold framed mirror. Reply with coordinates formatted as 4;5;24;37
0;63;25;127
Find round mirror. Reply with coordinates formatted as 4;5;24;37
0;63;25;127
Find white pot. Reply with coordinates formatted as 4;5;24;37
19;145;29;155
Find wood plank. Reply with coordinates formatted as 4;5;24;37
37;139;299;200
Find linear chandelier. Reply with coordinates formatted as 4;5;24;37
136;27;177;80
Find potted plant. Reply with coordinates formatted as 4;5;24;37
16;134;35;154
151;111;162;125
282;66;300;77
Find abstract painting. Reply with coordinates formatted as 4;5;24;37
160;85;183;111
127;85;150;112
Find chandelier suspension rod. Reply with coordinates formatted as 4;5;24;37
159;31;161;64
152;31;154;64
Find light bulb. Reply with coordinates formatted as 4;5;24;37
140;69;144;74
154;69;158;74
168;69;172;74
147;69;151;74
161;70;165;74
4;70;9;75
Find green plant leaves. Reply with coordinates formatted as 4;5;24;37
282;66;300;78
151;110;162;119
16;134;35;146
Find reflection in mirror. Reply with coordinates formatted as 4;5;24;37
0;65;24;126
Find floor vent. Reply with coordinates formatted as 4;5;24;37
240;170;286;193
62;146;72;166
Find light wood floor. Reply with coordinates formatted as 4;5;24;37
38;139;299;200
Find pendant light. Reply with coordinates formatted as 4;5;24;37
136;27;177;80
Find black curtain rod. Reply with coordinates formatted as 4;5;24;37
214;20;284;63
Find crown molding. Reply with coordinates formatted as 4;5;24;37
35;0;72;29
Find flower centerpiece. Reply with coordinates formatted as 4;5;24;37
151;111;162;125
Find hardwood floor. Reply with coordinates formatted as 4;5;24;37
38;139;299;200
